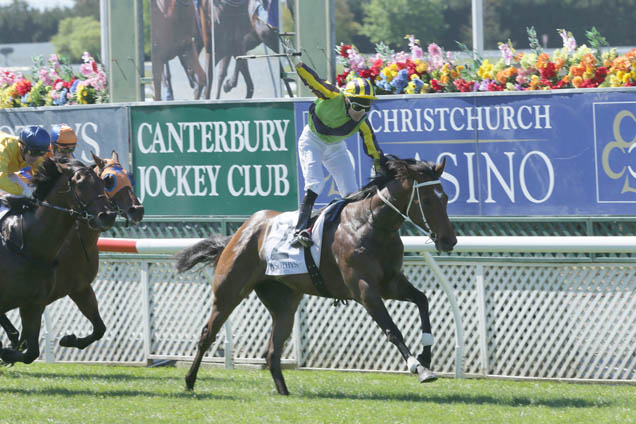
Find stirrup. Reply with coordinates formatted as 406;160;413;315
291;229;313;248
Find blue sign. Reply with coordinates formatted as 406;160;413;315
294;90;636;215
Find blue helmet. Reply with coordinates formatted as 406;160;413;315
19;126;50;151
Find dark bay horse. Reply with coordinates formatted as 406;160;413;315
0;158;116;364
151;0;207;101
0;152;144;352
175;156;457;394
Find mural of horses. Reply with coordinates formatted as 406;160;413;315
0;152;144;353
0;158;116;365
151;0;207;101
175;156;457;394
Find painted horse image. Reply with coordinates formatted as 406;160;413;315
176;156;457;394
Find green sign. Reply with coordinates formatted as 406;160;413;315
131;102;298;216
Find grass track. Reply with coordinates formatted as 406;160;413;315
0;363;634;424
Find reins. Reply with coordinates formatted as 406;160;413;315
31;170;108;226
375;179;441;237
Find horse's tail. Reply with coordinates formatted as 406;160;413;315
174;235;231;272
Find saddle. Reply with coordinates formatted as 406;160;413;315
0;194;35;253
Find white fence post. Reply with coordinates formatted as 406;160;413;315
475;264;489;376
43;308;54;363
141;262;152;364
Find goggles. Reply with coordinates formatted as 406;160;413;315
25;148;48;157
54;145;76;155
349;100;371;112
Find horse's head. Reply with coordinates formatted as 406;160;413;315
92;151;144;225
384;156;457;252
32;158;117;231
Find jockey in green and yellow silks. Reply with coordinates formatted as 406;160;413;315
291;62;385;248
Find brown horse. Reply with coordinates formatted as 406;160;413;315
175;156;457;394
151;0;207;101
0;158;116;364
0;152;144;352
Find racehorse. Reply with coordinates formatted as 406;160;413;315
175;156;457;394
151;0;207;101
0;158;116;364
0;152;144;352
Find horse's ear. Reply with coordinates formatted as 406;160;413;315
434;157;446;178
111;150;119;162
92;151;105;169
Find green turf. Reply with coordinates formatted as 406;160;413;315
0;363;634;424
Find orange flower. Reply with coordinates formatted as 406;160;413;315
570;64;585;77
554;57;566;71
572;76;583;88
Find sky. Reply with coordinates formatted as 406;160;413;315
0;0;74;9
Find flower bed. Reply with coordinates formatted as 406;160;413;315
0;52;107;108
336;28;636;94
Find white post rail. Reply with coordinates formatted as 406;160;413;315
97;236;636;378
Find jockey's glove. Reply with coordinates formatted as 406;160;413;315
22;185;34;198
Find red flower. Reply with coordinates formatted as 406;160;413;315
92;60;98;73
453;78;474;92
430;79;444;92
539;62;556;80
15;79;32;96
487;81;504;91
339;44;352;58
63;77;77;89
336;72;349;87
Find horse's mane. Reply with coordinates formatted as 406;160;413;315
32;157;87;201
345;155;438;202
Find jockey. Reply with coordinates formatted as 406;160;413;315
48;123;77;158
0;126;50;197
291;61;385;248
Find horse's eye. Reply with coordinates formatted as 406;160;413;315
103;175;116;191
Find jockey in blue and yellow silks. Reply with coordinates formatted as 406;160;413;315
291;61;385;248
0;126;49;196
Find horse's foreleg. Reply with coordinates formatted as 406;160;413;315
382;273;438;383
359;279;437;383
59;287;106;350
215;57;231;99
255;281;303;395
0;313;20;349
236;59;254;98
0;305;43;364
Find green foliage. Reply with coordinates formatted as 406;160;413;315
586;26;609;62
335;0;361;45
0;0;65;43
526;26;543;55
51;16;101;63
360;0;448;47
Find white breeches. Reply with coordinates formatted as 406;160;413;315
297;125;358;196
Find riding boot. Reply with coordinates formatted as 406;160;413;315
291;189;317;248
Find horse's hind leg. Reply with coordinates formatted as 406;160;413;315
382;273;437;382
59;286;106;350
0;314;20;349
0;305;44;364
255;280;303;395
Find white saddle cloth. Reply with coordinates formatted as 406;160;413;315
261;202;338;276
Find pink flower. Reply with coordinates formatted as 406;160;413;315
408;35;423;60
499;42;514;65
559;29;576;54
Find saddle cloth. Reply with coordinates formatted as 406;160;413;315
261;202;338;276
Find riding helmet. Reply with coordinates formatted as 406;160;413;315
342;78;377;100
18;125;50;150
51;123;77;147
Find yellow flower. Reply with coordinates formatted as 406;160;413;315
572;76;583;88
440;74;450;85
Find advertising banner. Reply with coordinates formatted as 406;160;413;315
131;101;297;216
0;105;130;168
295;89;636;216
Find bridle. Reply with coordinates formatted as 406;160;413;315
375;179;441;238
94;160;134;223
31;167;109;228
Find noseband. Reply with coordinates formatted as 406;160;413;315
375;179;441;237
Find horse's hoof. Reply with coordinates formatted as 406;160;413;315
417;365;438;383
59;334;77;348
